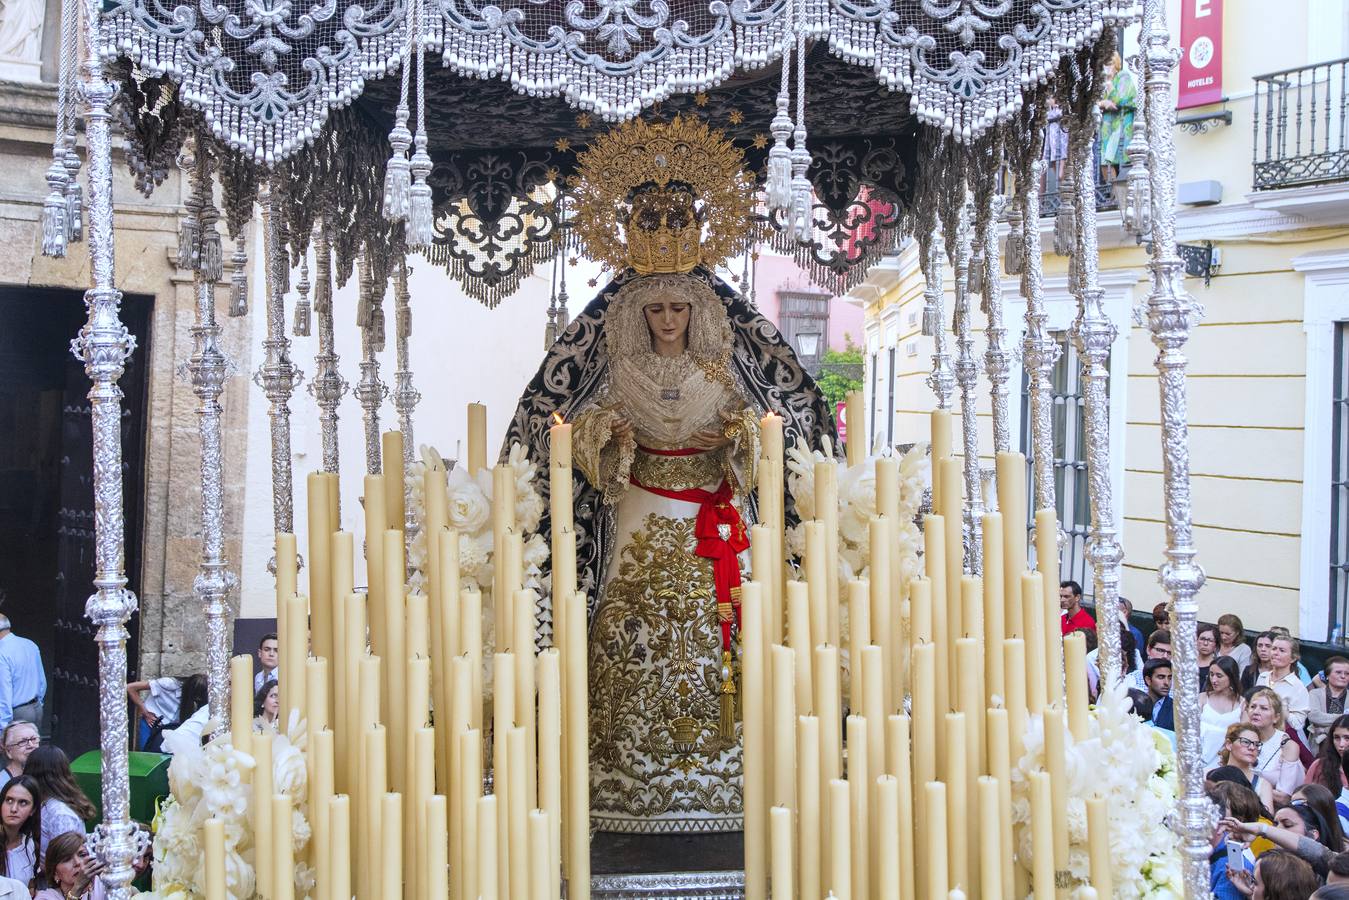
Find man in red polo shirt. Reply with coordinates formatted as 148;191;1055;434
1060;580;1094;635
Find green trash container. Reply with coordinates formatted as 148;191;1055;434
70;750;172;828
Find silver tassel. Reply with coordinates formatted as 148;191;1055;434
41;150;69;259
789;135;813;241
229;269;248;317
201;229;223;284
1053;192;1076;257
371;306;386;352
766;96;793;212
968;244;984;295
1004;219;1024;276
63;142;82;244
922;300;940;337
293;299;312;336
177;219;199;271
383;108;413;222
407;136;434;248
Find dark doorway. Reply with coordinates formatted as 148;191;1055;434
0;285;151;756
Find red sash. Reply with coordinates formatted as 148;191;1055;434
631;447;749;654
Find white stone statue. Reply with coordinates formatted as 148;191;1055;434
0;0;45;82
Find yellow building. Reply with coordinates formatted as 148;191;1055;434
856;1;1349;641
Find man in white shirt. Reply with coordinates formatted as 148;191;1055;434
1127;629;1172;693
0;616;45;731
1257;635;1312;732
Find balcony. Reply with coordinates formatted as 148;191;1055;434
1253;57;1349;191
1040;175;1118;218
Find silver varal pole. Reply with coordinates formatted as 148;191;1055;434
1020;159;1061;518
979;188;1012;457
1068;102;1125;689
182;142;234;722
950;198;984;573
309;224;348;482
355;256;388;475
921;227;955;409
74;0;142;891
256;181;300;533
1141;0;1214;892
393;257;421;537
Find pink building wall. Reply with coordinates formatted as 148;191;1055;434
751;252;864;352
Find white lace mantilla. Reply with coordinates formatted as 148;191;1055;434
99;0;1137;164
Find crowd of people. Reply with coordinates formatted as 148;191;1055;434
1060;581;1349;898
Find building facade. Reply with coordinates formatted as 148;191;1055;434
857;0;1349;641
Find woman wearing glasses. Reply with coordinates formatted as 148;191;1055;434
0;724;37;787
1218;722;1276;813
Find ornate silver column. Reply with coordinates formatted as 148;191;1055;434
72;0;141;893
1067;101;1125;690
1140;0;1213;893
393;258;421;536
921;226;955;409
1020;160;1062;518
181;141;234;722
308;224;348;483
978;184;1012;456
354;256;388;474
950;199;984;573
255;181;301;533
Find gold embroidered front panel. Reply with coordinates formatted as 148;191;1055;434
589;512;743;833
630;449;722;492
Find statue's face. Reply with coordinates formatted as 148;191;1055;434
643;296;691;355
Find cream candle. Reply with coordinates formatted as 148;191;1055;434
364;475;388;659
815;461;841;644
787;581;814;714
478;794;499;900
771;644;797;811
308;471;334;670
827;778;851;900
467;403;488;475
797;715;822;900
273;794;295;900
229;654;252;755
204;818;225;900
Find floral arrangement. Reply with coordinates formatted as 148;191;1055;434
141;713;313;900
1011;681;1182;899
783;437;928;594
407;442;549;651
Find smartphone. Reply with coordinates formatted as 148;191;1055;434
1227;840;1246;873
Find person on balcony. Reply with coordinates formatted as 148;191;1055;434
1099;51;1137;182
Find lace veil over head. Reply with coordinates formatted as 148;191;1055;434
602;273;733;368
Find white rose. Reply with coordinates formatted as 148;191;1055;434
447;470;492;534
272;739;308;802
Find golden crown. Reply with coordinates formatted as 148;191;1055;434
570;116;758;276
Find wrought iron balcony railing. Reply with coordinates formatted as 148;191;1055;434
1253;57;1349;190
1040;175;1118;218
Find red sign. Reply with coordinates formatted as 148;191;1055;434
1178;0;1223;109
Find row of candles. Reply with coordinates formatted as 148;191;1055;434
735;408;1113;899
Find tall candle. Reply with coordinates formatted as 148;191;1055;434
538;649;562;878
1034;509;1064;706
771;806;794;900
868;516;892;710
981;513;1005;704
815;461;841;644
1043;706;1070;869
563;591;590;900
924;516;950;722
1029;772;1055;900
549;418;574;535
846;716;868;900
507;727;530;900
911;642;936;789
306;657;329;734
427;795;449;900
926;782;949;898
461;589;483;730
552;529;577;625
204;818;225;900
381;792;402;900
742;584;767;900
931;409;953;468
459;729;482;900
815;645;842;784
331;531;354;793
230;654;253;755
364;475;388;660
805;523;828;650
771;645;797;810
478;794;499;900
944;713;968;891
467;403;488;475
344;593;367;791
986;708;1014;900
409;723;434;894
384;529;408;793
311;729;334;900
1063;631;1090;740
787;581;815;714
513;590;538;810
995;452;1027;638
978;777;1003;900
860;647;885;801
845;390;865;465
363;726;387;900
1087;796;1114;898
1002;639;1028;765
253;738;273;900
436;530;461;791
492;465;517;644
1021;572;1047;714
847;579;870;721
885;717;915;900
382;431;407;531
751;526;776;636
284;593;307;734
529;809;553;900
797;716;821;900
328;795;350;900
955;637;984;778
276;531;298;609
827;778;851;900
406;590;429;660
938;459;963;671
308;471;334;670
493;654;515;900
273;794;295;900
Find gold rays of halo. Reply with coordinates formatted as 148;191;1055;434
568;115;759;276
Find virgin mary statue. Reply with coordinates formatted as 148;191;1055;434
502;116;836;834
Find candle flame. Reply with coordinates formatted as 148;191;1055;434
551;412;565;426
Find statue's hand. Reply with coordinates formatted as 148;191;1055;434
689;427;732;450
611;414;635;444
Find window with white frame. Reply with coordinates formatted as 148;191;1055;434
886;347;896;449
1019;333;1101;595
1330;321;1349;636
869;352;878;450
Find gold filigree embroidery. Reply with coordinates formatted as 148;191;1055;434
630;449;722;492
720;406;760;496
589;512;743;831
571;405;636;504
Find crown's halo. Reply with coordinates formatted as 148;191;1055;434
569;116;759;276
